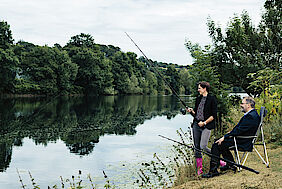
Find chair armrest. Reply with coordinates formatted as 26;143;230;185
233;136;257;139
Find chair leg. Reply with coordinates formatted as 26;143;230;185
263;142;270;167
260;126;270;167
241;152;249;166
234;138;241;171
254;146;269;167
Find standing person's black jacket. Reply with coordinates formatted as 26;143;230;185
192;94;217;130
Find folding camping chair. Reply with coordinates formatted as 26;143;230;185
231;106;270;171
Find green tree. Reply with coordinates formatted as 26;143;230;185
0;20;13;49
259;0;281;70
137;57;172;95
65;33;96;49
111;51;132;94
0;49;19;94
0;21;18;94
65;33;113;95
98;44;120;58
156;75;166;95
145;71;158;95
165;65;181;95
247;68;282;99
18;45;78;95
54;48;79;94
179;67;192;95
67;47;113;95
127;74;142;94
207;11;265;95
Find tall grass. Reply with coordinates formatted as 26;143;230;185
17;170;115;189
135;128;197;188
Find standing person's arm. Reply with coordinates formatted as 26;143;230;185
198;96;217;127
187;107;195;116
198;116;214;127
187;96;199;117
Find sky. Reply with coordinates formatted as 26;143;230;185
1;0;265;65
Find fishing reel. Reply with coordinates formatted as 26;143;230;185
180;108;187;115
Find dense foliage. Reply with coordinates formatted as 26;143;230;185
200;0;281;97
184;0;281;132
0;24;187;96
0;21;19;94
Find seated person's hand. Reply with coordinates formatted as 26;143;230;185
216;136;224;145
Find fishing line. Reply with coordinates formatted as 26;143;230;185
125;32;189;109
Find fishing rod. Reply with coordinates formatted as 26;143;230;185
159;135;260;174
125;32;189;109
125;32;199;174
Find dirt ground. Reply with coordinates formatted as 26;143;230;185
172;145;282;189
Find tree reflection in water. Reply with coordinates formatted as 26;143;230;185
0;95;188;172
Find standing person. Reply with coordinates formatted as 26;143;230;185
202;96;260;178
187;81;224;175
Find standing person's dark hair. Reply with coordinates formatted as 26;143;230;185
198;81;211;93
186;81;223;176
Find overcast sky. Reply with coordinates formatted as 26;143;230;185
1;0;265;65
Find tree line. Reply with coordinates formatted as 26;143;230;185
0;24;189;96
0;0;280;100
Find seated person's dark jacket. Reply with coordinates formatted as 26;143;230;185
224;109;260;152
192;94;217;130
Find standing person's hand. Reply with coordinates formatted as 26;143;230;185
187;108;194;115
198;121;205;127
187;107;193;112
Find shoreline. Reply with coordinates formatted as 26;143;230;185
172;144;281;189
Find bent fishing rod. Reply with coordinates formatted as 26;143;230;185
159;135;260;174
125;32;189;109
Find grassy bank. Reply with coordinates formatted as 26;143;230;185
172;145;282;189
171;101;281;189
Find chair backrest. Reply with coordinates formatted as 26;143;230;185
253;106;267;144
259;106;267;125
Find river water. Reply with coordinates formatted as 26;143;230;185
0;95;193;188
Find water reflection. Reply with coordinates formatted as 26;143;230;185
0;95;187;172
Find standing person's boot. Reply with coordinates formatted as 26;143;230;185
196;158;203;175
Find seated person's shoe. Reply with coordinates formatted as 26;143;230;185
220;165;236;172
201;170;219;178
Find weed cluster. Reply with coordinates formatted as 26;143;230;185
17;169;115;189
135;128;200;188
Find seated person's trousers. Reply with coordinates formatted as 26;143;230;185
210;139;235;171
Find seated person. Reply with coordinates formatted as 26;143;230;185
202;96;260;178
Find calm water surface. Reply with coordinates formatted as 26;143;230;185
0;96;193;188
